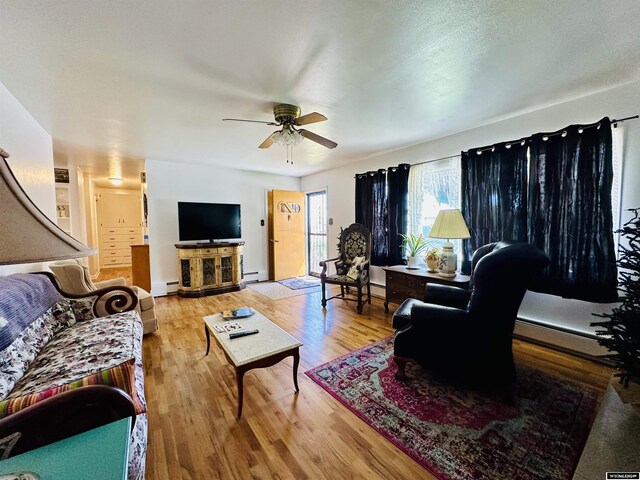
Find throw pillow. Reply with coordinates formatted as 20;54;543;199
347;256;365;280
50;299;77;333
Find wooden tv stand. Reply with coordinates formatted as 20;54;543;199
175;242;245;297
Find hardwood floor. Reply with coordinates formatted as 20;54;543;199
143;287;612;479
96;266;133;285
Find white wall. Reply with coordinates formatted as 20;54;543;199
145;160;299;295
83;171;101;275
301;79;640;348
0;81;56;275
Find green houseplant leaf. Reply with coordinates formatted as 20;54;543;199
399;233;430;257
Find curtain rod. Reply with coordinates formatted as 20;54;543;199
474;115;638;154
354;154;460;178
355;115;638;176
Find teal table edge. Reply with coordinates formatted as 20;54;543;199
0;417;130;480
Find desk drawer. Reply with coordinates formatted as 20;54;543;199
387;275;424;296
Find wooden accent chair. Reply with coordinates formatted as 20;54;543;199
320;223;372;314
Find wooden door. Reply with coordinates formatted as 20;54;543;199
269;190;306;280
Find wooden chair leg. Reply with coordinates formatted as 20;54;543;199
367;280;371;304
340;285;345;297
356;286;363;314
321;282;327;307
394;355;409;380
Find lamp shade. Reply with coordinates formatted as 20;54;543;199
0;150;96;265
429;209;471;240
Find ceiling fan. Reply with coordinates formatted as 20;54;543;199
223;104;337;149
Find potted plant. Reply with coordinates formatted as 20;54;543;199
425;247;440;272
400;233;430;269
592;207;640;412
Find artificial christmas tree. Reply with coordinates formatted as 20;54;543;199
592;208;640;396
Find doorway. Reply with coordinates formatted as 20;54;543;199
268;190;306;281
306;190;327;275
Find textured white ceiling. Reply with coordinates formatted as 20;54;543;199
1;0;640;178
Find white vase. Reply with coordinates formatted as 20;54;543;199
407;256;420;269
438;242;457;277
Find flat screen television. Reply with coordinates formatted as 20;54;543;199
177;202;241;242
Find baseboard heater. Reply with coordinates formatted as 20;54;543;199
513;317;609;362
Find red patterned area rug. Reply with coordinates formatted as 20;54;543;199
305;336;598;480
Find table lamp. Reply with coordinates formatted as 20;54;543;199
428;208;470;277
0;148;95;265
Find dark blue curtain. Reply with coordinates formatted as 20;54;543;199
387;164;410;265
355;169;387;265
355;165;410;266
461;142;529;274
528;117;617;302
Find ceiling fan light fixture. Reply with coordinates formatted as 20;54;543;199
225;103;336;150
272;126;304;147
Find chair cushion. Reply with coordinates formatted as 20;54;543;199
392;298;422;330
325;274;357;284
1;311;146;417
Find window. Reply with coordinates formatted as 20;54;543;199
306;190;327;275
407;157;462;260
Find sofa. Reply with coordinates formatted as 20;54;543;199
49;259;158;334
0;272;147;479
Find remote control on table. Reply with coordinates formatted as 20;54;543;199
229;329;259;339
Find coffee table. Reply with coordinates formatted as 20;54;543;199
203;309;303;418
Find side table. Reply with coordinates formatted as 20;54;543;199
383;265;470;313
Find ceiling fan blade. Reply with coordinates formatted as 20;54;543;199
294;112;327;126
299;129;337;149
258;132;277;149
223;118;278;125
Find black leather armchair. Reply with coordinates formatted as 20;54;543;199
393;241;549;385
